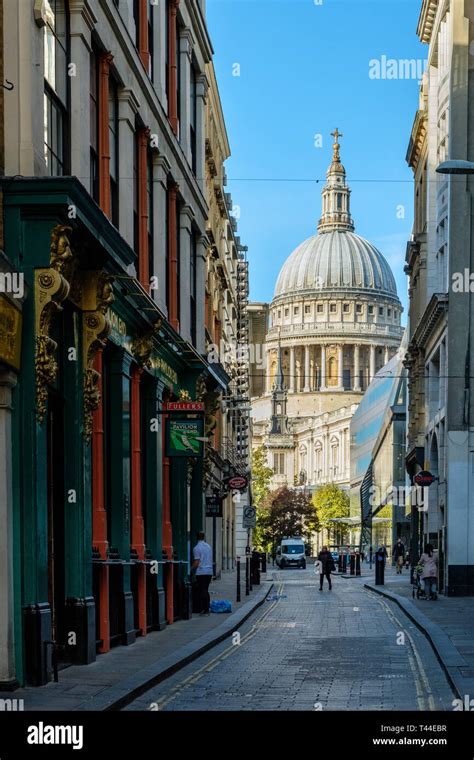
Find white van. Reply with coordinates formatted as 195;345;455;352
276;537;306;569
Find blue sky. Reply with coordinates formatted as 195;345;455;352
206;0;427;321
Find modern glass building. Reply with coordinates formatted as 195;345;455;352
350;342;408;554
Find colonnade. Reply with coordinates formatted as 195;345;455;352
266;342;393;393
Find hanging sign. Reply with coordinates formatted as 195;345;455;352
414;470;436;487
166;418;205;457
206;495;223;518
227;475;248;491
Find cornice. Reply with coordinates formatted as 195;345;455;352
417;0;439;44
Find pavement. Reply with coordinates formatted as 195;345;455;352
364;566;474;701
124;566;456;711
0;569;272;711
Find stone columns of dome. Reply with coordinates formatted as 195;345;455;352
337;344;344;390
304;345;310;392
265;346;271;393
369;344;376;382
353;344;361;391
289;346;295;393
320;345;327;390
384;345;389;365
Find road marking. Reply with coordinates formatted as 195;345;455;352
366;590;437;711
153;583;284;710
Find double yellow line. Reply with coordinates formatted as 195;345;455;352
366;590;436;711
154;583;284;710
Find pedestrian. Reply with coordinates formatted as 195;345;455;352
418;543;438;600
192;531;213;615
316;545;335;591
404;551;410;570
392;538;405;574
378;544;388;565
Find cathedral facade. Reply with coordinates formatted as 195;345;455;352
250;132;404;493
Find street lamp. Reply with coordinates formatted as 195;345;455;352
436;160;474;174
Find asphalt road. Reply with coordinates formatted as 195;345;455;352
123;567;456;711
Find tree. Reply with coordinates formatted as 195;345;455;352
258;486;318;550
312;484;350;543
251;446;273;549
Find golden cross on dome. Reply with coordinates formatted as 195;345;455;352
331;128;343;162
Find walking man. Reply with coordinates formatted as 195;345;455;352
393;537;405;574
192;531;213;615
316;545;335;591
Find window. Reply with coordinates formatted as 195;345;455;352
44;0;69;175
284;307;289;316
317;304;323;313
305;304;310;314
330;303;336;313
387;308;392;318
337;193;342;210
273;452;285;475
356;304;362;314
294;306;299;315
190;65;197;173
89;49;99;200
277;310;281;318
109;77;119;226
379;307;384;316
190;231;197;346
343;303;349;313
133;129;139;255
368;305;374;315
147;145;154;283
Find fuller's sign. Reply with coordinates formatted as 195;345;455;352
164;401;205;412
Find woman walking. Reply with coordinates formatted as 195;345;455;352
316;546;335;591
418;543;438;600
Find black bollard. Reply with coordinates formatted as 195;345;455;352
342;553;348;573
236;557;241;602
261;551;267;573
350;553;356;575
375;550;385;585
245;556;250;595
356;552;361;576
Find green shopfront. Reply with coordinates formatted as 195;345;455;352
3;177;209;687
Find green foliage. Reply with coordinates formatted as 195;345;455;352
251;446;273;550
258;486;318;549
312;483;350;532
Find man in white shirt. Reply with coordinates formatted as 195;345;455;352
192;532;213;615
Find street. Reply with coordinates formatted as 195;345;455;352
124;568;455;712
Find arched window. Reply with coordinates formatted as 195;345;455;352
44;0;69;175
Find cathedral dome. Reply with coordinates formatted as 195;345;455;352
273;128;399;303
274;230;397;299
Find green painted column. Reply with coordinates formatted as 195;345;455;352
109;345;135;645
62;307;95;664
142;376;166;629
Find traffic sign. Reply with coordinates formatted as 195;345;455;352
243;505;256;529
228;475;248;491
414;470;436;487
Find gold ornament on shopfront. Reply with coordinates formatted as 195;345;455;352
82;272;114;442
196;373;220;487
131;319;162;368
34;232;71;423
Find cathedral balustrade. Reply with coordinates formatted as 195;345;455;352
267;322;403;339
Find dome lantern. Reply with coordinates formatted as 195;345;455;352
318;129;354;234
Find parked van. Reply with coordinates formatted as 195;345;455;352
276;537;306;569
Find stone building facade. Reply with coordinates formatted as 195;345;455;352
405;0;474;595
